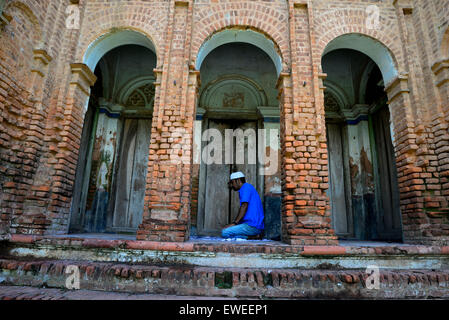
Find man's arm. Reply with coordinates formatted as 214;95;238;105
222;202;248;229
233;202;248;224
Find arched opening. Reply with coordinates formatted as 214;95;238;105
70;32;157;235
83;29;157;72
192;30;282;240
196;28;283;77
323;46;403;242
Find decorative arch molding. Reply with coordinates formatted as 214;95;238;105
323;80;350;110
195;28;283;77
200;74;268;115
117;76;156;109
324;91;342;116
125;85;155;109
322;33;399;86
83;28;157;72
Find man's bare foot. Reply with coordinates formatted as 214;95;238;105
247;232;264;240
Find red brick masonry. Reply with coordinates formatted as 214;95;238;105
1;0;448;246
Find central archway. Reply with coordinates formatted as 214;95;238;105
192;29;283;240
196;28;283;77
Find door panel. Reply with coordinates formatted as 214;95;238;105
326;123;351;237
127;119;152;229
112;118;151;231
202;120;232;234
230;121;258;222
200;119;260;235
71;106;98;231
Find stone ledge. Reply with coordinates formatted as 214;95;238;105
6;234;449;257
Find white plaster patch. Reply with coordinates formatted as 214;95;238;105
151;209;178;221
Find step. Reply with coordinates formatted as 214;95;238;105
3;235;449;270
0;256;448;299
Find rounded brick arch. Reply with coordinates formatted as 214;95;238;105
315;8;404;83
77;5;168;69
191;3;290;71
80;28;159;72
321;33;399;86
4;0;42;44
195;27;283;76
2;0;42;86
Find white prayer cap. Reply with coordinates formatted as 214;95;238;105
230;172;245;180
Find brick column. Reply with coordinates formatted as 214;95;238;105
432;60;449;203
13;50;54;234
386;74;449;245
277;72;337;246
277;1;337;246
3;49;54;236
430;59;449;242
8;63;96;235
392;0;448;244
138;0;197;242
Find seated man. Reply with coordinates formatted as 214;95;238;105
221;172;264;239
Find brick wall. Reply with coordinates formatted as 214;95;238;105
0;0;58;237
0;0;448;245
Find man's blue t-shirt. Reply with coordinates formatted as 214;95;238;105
239;183;264;230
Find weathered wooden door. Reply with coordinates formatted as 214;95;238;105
201;119;232;235
326;123;352;238
230;121;258;223
372;107;402;241
70;106;98;232
111;118;152;232
199;119;259;235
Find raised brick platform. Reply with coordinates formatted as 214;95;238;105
1;235;449;299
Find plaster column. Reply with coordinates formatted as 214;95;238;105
190;107;206;234
342;108;376;240
257;106;281;240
